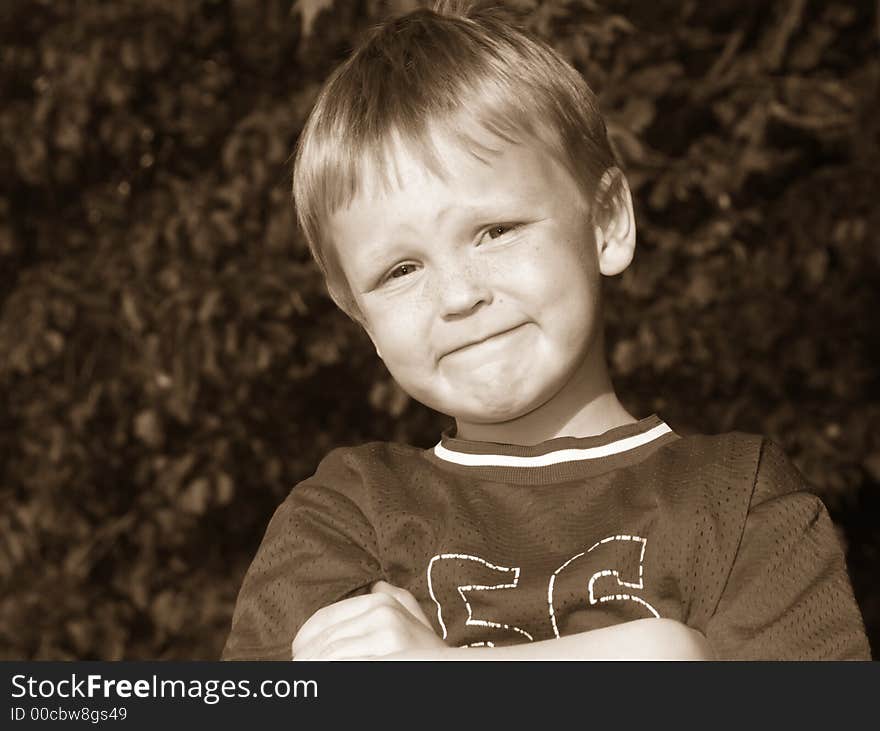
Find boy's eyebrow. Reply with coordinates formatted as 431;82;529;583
387;201;521;233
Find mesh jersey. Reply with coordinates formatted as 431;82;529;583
222;415;871;660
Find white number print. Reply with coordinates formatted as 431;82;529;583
548;535;659;638
427;553;534;647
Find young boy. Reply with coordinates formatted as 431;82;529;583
222;1;870;660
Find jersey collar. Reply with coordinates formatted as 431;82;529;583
426;414;678;484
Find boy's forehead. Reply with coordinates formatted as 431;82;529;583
354;122;500;195
347;118;567;209
331;131;588;243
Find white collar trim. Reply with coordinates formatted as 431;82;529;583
433;422;673;468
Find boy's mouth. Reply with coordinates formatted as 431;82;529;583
441;323;529;360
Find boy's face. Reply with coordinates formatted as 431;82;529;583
329;127;614;436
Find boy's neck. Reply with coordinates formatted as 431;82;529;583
453;393;637;446
452;351;638;446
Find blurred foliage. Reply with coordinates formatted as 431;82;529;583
0;0;877;659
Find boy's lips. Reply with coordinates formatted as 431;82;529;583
440;323;530;360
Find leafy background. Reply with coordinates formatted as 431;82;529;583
0;0;877;659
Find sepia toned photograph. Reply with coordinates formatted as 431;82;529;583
1;0;877;662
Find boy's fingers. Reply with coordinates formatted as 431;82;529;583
370;580;433;630
293;584;435;658
294;602;405;660
297;631;385;661
292;593;393;656
294;605;375;659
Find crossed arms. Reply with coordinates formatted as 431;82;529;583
291;580;714;661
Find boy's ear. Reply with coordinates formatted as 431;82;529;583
326;278;381;357
360;321;382;360
346;304;383;360
591;167;636;276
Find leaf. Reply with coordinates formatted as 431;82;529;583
684;273;715;308
121;289;145;332
295;0;335;39
179;477;211;515
215;472;235;506
133;409;163;448
803;249;829;287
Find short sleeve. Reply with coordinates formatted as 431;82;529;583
222;449;383;660
705;440;871;660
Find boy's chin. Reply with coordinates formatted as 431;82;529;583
442;395;553;430
405;371;569;428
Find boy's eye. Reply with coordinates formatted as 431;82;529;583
384;262;418;282
480;223;519;244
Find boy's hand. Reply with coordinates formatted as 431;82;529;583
368;579;434;628
291;581;446;660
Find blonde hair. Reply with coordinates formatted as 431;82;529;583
293;0;621;320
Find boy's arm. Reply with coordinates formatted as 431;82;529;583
392;618;713;660
293;582;713;660
703;440;871;660
223;450;383;660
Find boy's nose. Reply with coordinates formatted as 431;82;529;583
435;259;494;319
